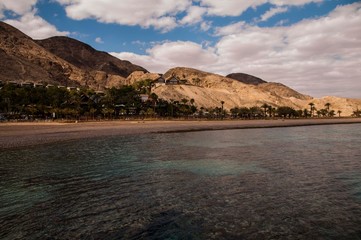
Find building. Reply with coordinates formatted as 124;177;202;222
34;83;44;88
154;76;166;87
21;82;33;88
140;94;149;102
166;76;179;85
66;86;77;91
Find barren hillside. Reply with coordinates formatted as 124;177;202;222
150;68;361;116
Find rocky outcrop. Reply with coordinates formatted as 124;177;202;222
125;71;161;85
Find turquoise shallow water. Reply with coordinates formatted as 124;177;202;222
1;124;361;239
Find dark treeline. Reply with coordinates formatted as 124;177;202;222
0;81;197;121
0;81;359;121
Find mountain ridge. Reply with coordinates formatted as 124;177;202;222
1;21;360;116
0;21;146;89
36;36;147;78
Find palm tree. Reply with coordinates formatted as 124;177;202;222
150;93;158;114
308;102;315;117
325;102;331;112
199;106;205;118
230;107;239;118
261;103;269;118
324;102;331;116
190;98;195;106
181;98;188;106
320;109;328;117
220;101;225;120
303;109;309;118
268;106;275;118
337;110;342;117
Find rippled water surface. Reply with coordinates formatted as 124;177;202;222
1;124;361;239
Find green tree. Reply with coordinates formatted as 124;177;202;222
303;109;309;118
230;107;239;118
337;110;342;117
261;103;269;118
277;106;297;118
308;103;315;117
325;102;331;112
220;101;225;120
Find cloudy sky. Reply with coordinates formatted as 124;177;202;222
1;0;360;98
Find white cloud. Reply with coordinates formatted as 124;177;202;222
4;11;69;39
95;37;104;44
199;0;322;17
200;0;267;17
271;0;323;6
200;21;212;31
259;6;288;22
111;3;361;98
51;0;325;33
52;0;325;33
111;41;217;73
214;21;247;36
180;5;207;25
0;0;37;17
56;0;192;32
1;0;69;39
214;2;361;98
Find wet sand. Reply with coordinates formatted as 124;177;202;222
1;118;361;149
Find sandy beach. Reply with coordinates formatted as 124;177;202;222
1;118;361;149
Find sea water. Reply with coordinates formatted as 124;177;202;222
1;124;361;239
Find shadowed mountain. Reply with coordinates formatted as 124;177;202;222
0;21;147;88
36;37;147;78
226;73;267;85
0;21;81;86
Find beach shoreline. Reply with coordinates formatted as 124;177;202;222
1;118;361;149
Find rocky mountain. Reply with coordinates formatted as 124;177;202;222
36;37;146;78
0;21;146;89
151;67;307;110
148;67;360;116
226;73;267;85
0;21;82;86
1;22;360;116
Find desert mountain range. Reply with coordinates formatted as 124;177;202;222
1;21;360;116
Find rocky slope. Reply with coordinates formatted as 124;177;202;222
149;67;360;116
152;67;305;110
0;21;146;89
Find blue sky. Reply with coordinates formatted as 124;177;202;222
1;0;361;98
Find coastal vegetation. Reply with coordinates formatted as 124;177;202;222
1;81;357;121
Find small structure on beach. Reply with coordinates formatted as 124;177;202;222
140;94;149;102
21;82;33;88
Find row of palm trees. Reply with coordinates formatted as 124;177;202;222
224;102;348;119
308;102;341;117
1;80;359;120
0;81;200;120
